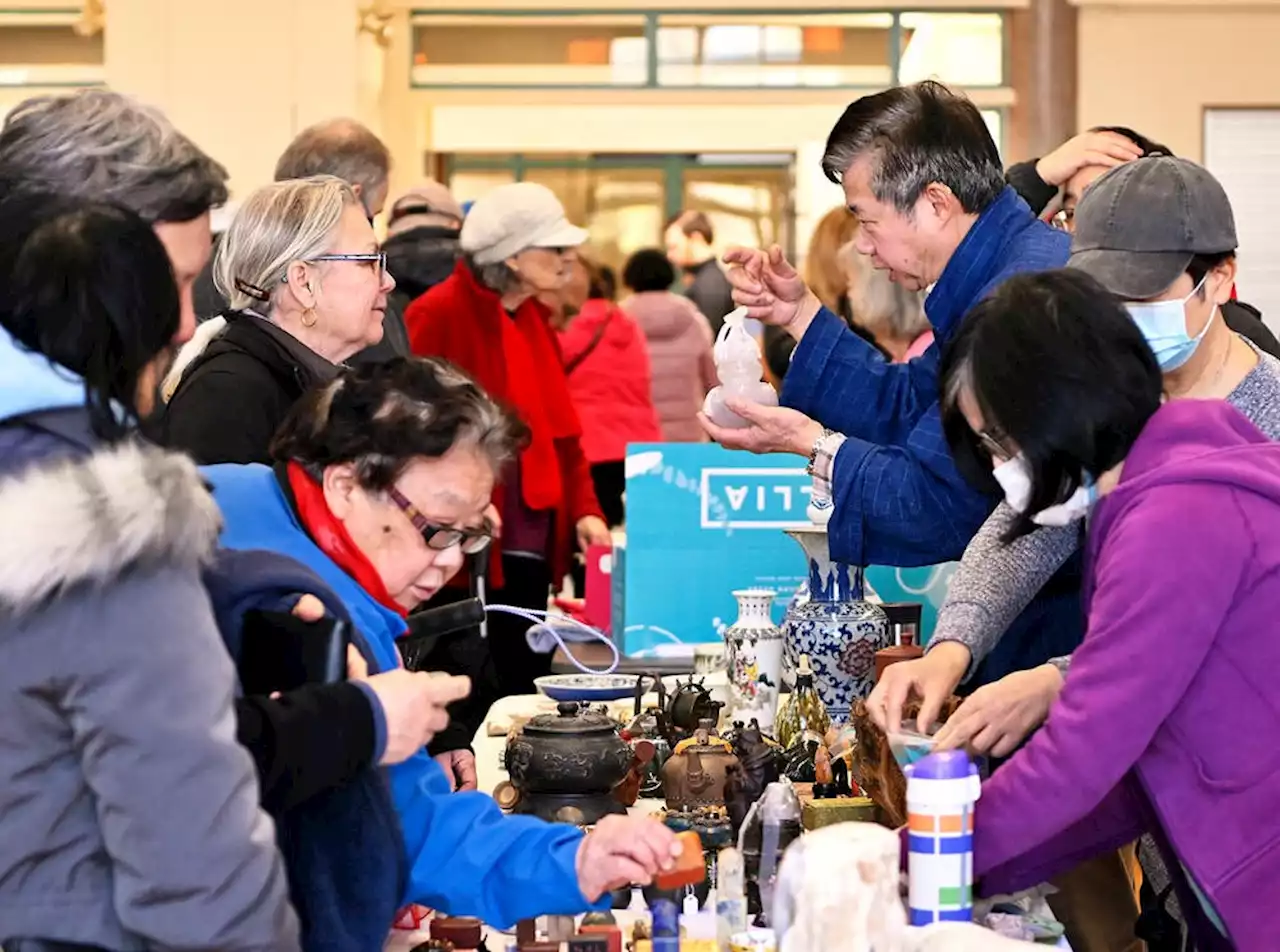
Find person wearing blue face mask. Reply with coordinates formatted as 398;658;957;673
870;155;1280;952
872;155;1280;755
1070;156;1256;382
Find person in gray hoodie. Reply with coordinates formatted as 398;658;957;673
0;195;299;951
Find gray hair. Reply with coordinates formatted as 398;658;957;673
214;175;359;312
841;241;930;342
274;118;390;203
464;252;520;296
0;89;228;223
821;81;1004;215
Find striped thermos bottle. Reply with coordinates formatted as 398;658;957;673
906;750;981;926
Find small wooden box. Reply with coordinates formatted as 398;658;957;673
800;795;879;830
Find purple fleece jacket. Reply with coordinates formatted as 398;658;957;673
975;399;1280;952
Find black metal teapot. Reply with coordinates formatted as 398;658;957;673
504;701;633;825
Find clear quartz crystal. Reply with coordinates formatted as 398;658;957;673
703;306;779;429
716;847;748;951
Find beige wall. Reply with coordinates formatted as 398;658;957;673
1075;0;1280;160
105;0;375;197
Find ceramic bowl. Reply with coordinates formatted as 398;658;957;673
534;673;654;702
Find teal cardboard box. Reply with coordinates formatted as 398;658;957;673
622;443;957;656
622;444;806;655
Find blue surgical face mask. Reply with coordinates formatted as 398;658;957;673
1125;274;1217;371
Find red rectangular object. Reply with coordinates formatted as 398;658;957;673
654;830;706;890
584;543;613;633
578;926;622;952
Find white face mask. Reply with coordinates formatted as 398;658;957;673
991;454;1097;526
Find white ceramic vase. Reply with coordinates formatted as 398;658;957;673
723;588;784;731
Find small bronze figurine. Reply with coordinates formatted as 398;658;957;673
724;719;783;840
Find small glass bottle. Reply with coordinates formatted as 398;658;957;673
775;654;832;751
716;847;748;951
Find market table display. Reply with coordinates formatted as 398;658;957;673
383;683;1069;952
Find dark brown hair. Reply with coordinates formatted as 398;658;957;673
271;357;528;490
667;210;715;245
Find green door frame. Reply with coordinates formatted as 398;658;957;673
442;152;794;246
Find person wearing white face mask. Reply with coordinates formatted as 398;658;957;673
871;155;1280;752
927;268;1280;952
870;157;1280;952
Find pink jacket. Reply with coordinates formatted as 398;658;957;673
557;299;662;464
621;291;718;443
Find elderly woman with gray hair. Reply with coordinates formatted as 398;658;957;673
158;174;394;464
404;182;611;712
764;207;931;382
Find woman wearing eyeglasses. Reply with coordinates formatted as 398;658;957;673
158;174;395;464
203;357;679;934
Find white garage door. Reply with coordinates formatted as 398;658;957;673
1204;109;1280;336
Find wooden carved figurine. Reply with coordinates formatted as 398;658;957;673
723;719;783;840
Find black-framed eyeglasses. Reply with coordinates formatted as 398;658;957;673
387;486;492;555
307;251;388;276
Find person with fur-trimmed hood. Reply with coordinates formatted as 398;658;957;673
0;194;299;951
0;89;460;952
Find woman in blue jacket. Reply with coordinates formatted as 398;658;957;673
204;356;678;929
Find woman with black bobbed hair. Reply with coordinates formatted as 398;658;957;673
204;357;679;933
932;269;1280;951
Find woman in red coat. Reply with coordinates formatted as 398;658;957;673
404;182;610;706
550;256;661;528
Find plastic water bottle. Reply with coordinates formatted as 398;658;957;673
906;749;981;926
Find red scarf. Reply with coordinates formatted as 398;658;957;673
287;462;408;619
406;261;582;511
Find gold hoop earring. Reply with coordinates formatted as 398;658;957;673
301;307;318;328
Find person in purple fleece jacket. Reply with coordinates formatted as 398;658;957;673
937;268;1280;952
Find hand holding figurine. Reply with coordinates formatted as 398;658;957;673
723;245;821;338
700;398;823;458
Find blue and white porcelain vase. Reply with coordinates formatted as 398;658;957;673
782;524;889;722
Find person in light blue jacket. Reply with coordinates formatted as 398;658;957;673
205;356;678;927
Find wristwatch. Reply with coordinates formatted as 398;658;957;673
805;427;838;477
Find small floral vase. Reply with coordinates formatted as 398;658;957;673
782;527;889;722
723;588;785;732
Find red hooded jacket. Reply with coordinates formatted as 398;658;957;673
557;299;662;464
404;261;603;588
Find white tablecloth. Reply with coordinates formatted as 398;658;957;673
389;689;1069;950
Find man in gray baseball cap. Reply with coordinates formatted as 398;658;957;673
1069;155;1278;374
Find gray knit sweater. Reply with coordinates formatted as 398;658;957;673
933;344;1280;678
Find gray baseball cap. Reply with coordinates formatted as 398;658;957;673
1068;156;1237;299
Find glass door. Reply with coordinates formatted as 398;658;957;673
438;153;797;274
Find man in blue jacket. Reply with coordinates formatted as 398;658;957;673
704;81;1075;688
